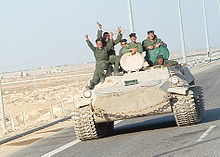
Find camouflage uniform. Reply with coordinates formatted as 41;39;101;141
86;39;114;89
97;30;122;72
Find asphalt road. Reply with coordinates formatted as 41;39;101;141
8;64;220;157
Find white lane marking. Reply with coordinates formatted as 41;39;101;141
197;125;216;142
41;139;81;157
115;120;123;125
41;120;123;157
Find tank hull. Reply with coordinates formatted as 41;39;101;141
92;67;172;123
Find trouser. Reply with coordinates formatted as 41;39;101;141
90;60;109;85
145;46;170;66
108;55;121;71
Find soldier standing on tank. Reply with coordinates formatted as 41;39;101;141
84;33;114;90
96;22;123;75
123;33;143;55
142;30;167;51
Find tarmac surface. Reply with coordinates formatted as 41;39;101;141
8;64;220;157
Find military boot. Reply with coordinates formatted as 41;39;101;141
100;77;105;84
113;70;123;76
86;82;95;90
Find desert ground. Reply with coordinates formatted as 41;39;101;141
0;63;95;138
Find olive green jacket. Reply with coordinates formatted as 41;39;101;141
119;47;128;57
142;36;167;51
86;39;114;62
97;30;122;55
123;42;143;53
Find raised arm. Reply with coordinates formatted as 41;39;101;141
85;35;96;52
96;21;103;40
113;27;123;45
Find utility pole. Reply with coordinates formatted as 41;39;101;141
0;79;6;131
177;0;187;63
202;0;211;61
218;0;220;19
128;0;135;33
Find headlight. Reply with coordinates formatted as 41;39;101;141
170;76;180;85
83;90;92;98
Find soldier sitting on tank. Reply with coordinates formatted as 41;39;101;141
154;55;178;67
123;33;143;55
96;22;123;76
84;33;114;90
107;39;128;75
119;39;128;56
142;30;167;50
142;30;169;66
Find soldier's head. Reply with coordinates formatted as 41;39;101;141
129;33;137;43
103;32;110;41
156;55;164;65
147;30;155;40
95;39;104;48
120;39;127;48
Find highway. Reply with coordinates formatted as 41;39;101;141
8;64;220;157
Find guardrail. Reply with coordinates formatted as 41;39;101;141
174;49;220;68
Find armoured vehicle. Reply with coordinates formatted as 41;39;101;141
72;53;205;141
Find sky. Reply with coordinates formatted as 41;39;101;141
0;0;220;72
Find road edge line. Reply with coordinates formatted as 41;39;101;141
197;125;216;142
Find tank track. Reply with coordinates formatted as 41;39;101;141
72;106;114;141
172;86;204;126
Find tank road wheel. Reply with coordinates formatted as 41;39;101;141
172;86;205;126
72;106;114;141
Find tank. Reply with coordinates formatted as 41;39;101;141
72;53;205;141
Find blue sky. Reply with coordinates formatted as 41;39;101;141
0;0;220;72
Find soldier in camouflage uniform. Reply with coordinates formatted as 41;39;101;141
84;33;114;90
154;55;178;66
96;22;123;75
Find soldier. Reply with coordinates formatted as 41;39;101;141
109;39;128;76
142;30;169;66
96;22;123;75
118;39;127;56
142;30;167;50
123;33;143;54
154;55;178;67
84;33;114;90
